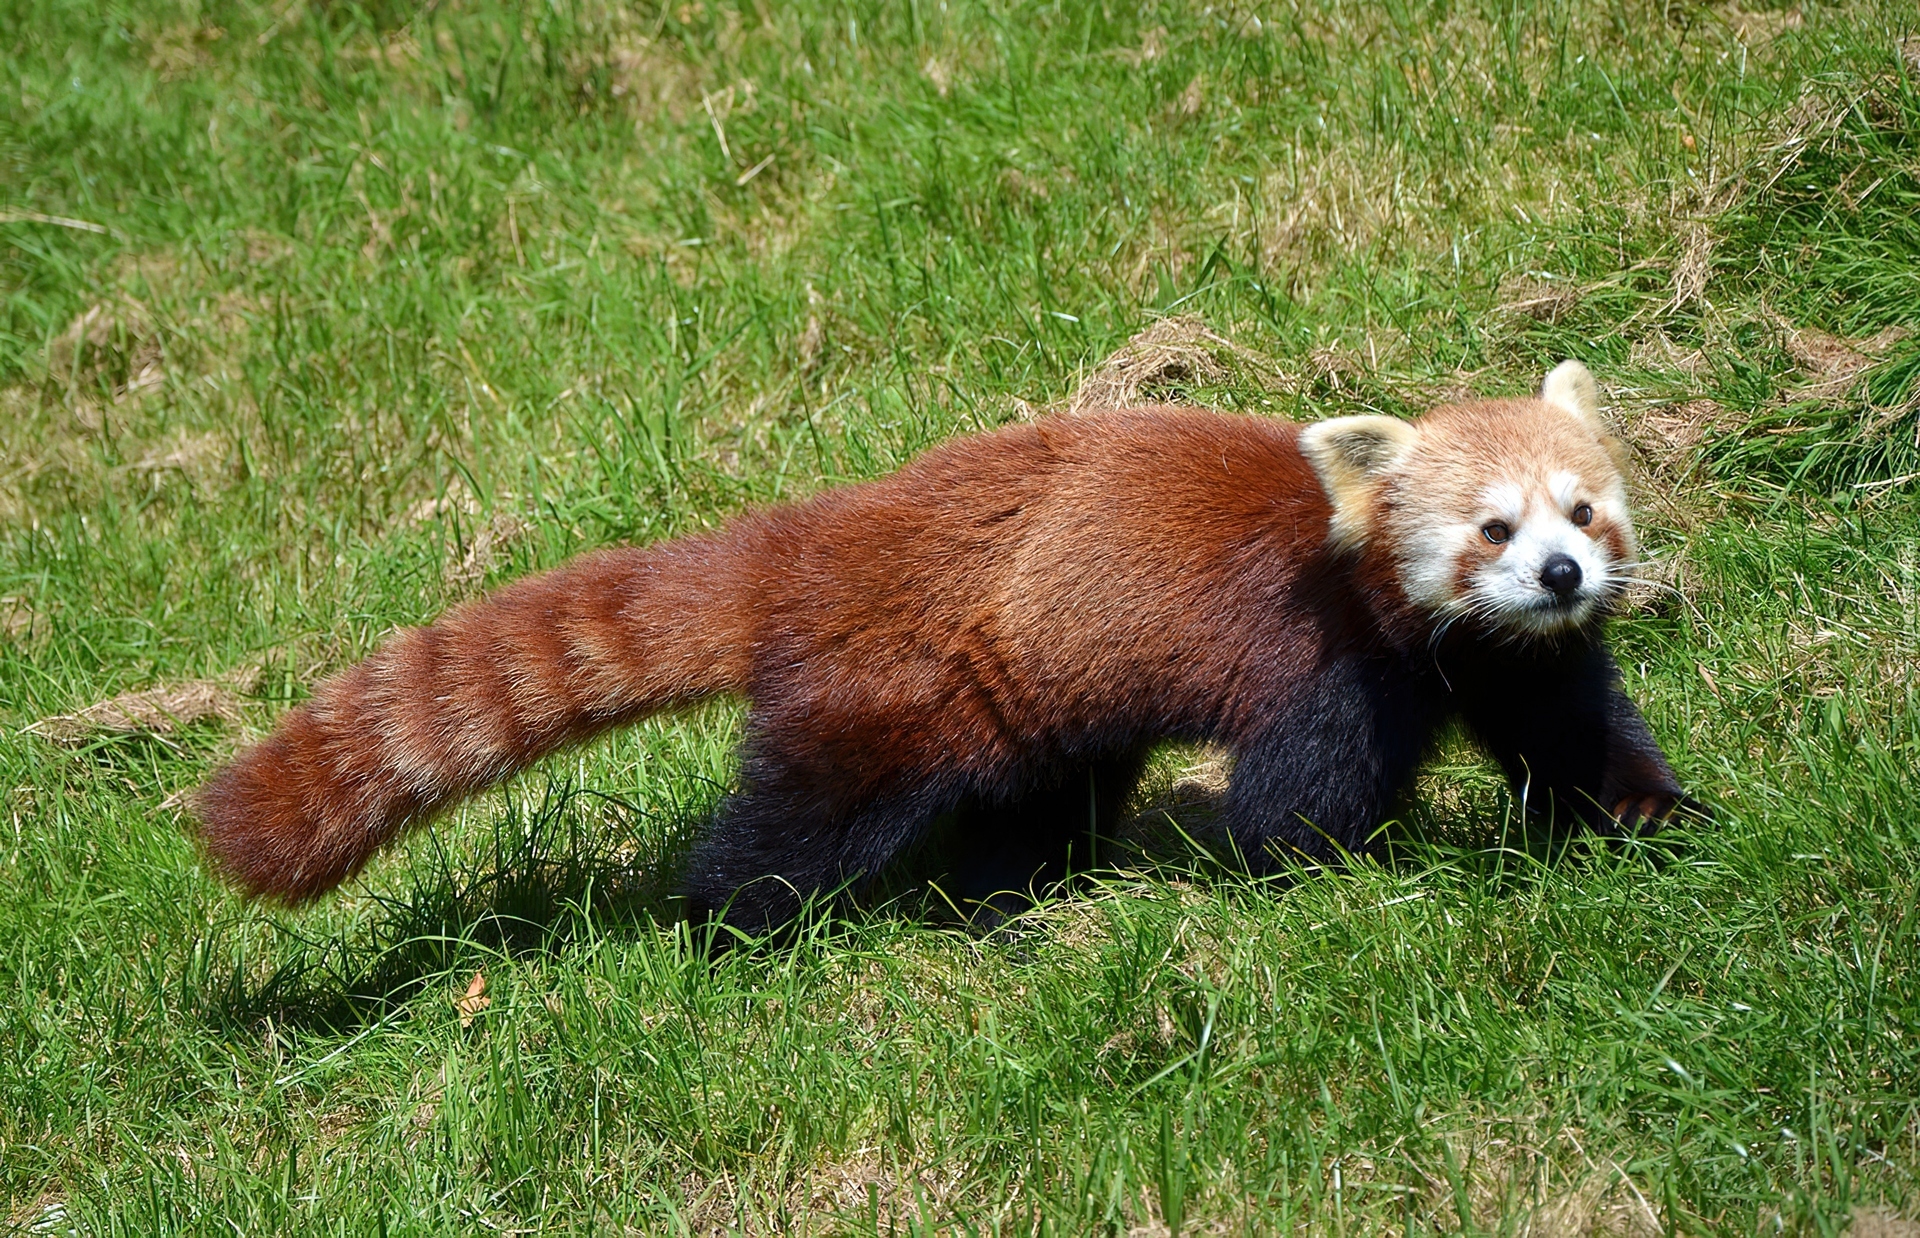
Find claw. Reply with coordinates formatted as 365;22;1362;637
1610;792;1711;833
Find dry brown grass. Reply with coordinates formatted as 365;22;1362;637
1603;387;1739;610
669;1149;981;1237
1628;329;1713;382
3;1191;67;1234
1635;398;1740;457
734;1109;1679;1236
29;664;263;746
1776;320;1910;404
0;595;44;645
1664;218;1721;316
1853;1206;1920;1238
1121;744;1234;854
1757;84;1865;191
1772;543;1920;708
1254;150;1451;283
920;53;953;96
130;429;239;497
569;25;711;122
1719;3;1803;44
403;478;482;526
1115;25;1168;67
46;298;163;394
0;268;265;530
144;20;227;79
1066;316;1252;413
1372;1120;1666;1238
1500;274;1584;325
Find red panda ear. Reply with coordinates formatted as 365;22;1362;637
1541;360;1602;425
1298;415;1418;550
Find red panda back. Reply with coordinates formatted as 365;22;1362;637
727;408;1342;788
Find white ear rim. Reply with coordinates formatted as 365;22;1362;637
1299;415;1416;476
1541;360;1601;423
1298;415;1418;550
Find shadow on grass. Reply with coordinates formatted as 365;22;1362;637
199;777;714;1034
195;748;1697;1034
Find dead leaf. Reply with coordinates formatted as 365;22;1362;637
455;971;491;1028
1118;25;1167;66
445;512;530;590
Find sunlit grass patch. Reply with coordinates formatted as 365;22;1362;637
3;0;1919;1231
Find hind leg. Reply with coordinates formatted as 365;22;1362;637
946;754;1146;911
680;754;954;935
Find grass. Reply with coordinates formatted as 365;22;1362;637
3;0;1919;1230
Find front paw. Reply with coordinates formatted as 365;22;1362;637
1610;791;1710;833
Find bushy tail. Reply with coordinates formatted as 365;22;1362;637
194;536;753;902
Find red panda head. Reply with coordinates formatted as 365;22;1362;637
1299;361;1638;639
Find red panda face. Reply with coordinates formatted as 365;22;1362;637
1299;361;1640;640
1401;452;1635;637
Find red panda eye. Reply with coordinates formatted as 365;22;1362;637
1572;504;1593;527
1482;522;1510;545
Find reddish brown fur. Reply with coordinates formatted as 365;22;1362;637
197;408;1356;901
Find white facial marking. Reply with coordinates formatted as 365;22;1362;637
1395;469;1634;638
1480;481;1526;523
1475;521;1603;632
1593;474;1632;528
1399;520;1481;613
1458;478;1619;635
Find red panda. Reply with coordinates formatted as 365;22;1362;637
194;360;1698;930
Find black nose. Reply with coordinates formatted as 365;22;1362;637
1540;554;1583;597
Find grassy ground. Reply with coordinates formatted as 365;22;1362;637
3;0;1919;1231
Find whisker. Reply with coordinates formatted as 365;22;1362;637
1622;578;1688;600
